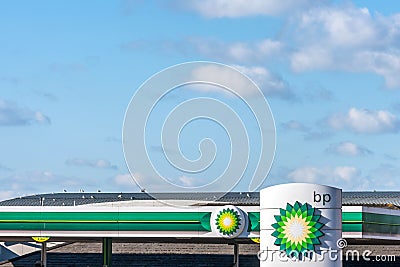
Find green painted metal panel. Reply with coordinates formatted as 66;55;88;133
342;212;400;234
0;222;206;231
0;212;210;223
0;222;46;231
363;212;400;226
0;212;213;231
0;211;259;232
200;213;211;231
0;211;263;232
363;223;400;235
0;212;45;221
119;212;209;222
0;222;116;231
45;222;118;231
42;212;119;222
1;210;399;235
248;212;260;231
342;223;362;232
0;212;117;222
342;212;362;222
118;222;203;231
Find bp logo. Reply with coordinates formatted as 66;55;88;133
216;208;241;235
211;205;246;238
271;201;324;256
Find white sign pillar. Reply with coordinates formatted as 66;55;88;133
260;183;342;267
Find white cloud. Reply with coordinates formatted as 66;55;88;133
333;166;358;181
10;171;57;191
178;176;198;187
190;38;283;63
288;167;325;183
114;173;136;186
328;108;400;134
298;6;379;48
175;3;400;88
0;99;51;126
191;64;254;96
231;65;269;85
290;5;400;88
286;164;400;191
232;65;295;99
0;171;79;199
190;64;294;99
228;43;253;61
288;166;360;186
181;0;315;18
291;46;333;72
354;51;400;88
327;141;372;156
0;191;16;201
281;120;309;131
114;172;164;192
185;4;400;89
66;158;117;170
228;40;283;61
114;173;208;192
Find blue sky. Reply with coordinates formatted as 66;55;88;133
1;0;400;200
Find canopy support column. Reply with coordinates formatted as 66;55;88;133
102;237;112;267
233;243;239;267
40;242;47;267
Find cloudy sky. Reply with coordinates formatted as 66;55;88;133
1;0;400;200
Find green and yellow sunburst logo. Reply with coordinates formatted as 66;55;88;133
215;208;241;236
271;201;324;256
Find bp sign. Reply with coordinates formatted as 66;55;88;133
211;205;246;238
260;183;342;267
271;201;324;256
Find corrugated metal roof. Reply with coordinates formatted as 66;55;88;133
0;192;260;206
342;191;400;207
0;191;398;207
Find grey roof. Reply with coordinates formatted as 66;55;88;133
342;191;400;207
0;191;399;207
0;192;260;206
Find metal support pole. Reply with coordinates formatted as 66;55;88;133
102;237;112;267
233;243;239;267
40;242;47;267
